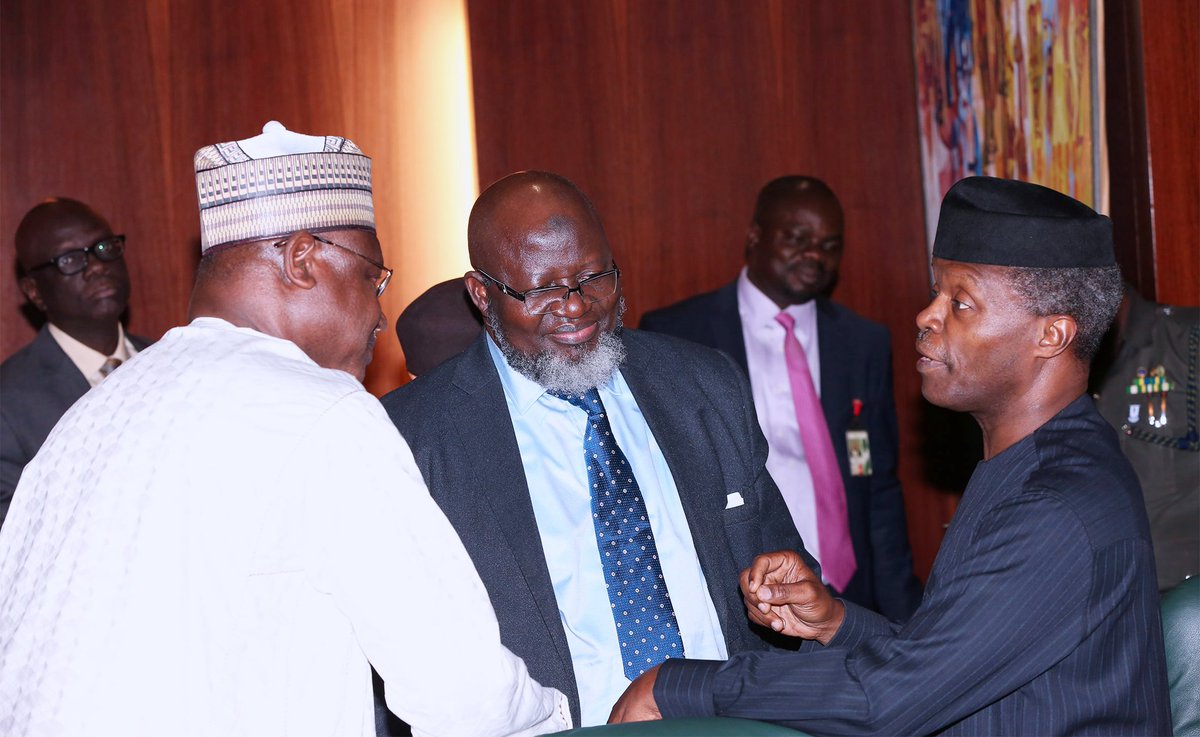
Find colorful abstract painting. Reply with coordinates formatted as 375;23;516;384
913;0;1105;249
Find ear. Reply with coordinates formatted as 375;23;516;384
464;271;490;314
19;275;47;312
278;232;321;291
745;224;761;261
1035;315;1078;359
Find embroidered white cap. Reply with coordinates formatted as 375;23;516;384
193;121;375;252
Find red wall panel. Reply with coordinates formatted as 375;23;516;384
5;0;1188;580
1142;0;1200;305
0;0;449;395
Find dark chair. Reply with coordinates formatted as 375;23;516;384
1163;576;1200;736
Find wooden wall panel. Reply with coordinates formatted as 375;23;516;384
1;0;478;396
6;0;1187;581
1104;0;1157;298
1142;0;1199;306
467;0;962;578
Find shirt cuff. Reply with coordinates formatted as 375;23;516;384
653;658;722;719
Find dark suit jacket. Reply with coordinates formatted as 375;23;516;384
640;281;921;620
381;329;813;725
0;326;151;523
653;396;1172;735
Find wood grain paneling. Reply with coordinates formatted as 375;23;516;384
4;0;1190;581
1;0;478;395
467;0;962;578
1141;0;1199;306
1104;0;1157;298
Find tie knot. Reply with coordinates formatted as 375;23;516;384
99;357;123;378
549;387;605;415
774;311;796;331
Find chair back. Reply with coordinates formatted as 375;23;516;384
1163;576;1200;736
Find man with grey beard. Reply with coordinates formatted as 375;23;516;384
381;171;814;728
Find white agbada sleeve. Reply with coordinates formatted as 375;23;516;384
301;392;572;736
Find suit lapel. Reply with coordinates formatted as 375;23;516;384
33;325;150;402
619;334;739;638
709;282;749;372
446;337;575;671
34;326;91;402
816;301;852;454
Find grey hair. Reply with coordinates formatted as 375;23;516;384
486;298;627;395
1001;265;1124;361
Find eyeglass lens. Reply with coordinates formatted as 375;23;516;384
525;270;618;314
51;236;126;276
375;270;392;298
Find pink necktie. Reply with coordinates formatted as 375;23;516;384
774;311;857;592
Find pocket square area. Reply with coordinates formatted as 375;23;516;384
725;492;745;509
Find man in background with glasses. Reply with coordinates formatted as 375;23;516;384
0;198;149;526
383;171;816;727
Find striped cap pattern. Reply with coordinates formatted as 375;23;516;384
193;138;374;251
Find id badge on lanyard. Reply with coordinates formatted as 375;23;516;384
846;398;872;477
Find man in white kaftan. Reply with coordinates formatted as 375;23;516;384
0;122;571;737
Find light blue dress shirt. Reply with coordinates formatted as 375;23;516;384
486;335;728;726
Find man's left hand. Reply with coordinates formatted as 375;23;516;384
608;664;664;724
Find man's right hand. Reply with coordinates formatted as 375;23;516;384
740;549;845;645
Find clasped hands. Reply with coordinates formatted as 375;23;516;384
608;549;844;723
740;549;846;645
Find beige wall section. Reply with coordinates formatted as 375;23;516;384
349;0;480;394
0;0;478;397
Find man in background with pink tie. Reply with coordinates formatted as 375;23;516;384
640;175;922;620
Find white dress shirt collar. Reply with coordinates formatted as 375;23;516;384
736;266;818;341
47;322;137;387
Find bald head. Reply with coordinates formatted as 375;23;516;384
16;198;112;270
752;176;840;226
467;171;606;273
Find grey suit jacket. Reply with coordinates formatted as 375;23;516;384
381;328;813;725
0;325;151;523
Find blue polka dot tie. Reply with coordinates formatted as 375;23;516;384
551;388;685;679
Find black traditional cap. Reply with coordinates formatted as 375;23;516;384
933;176;1114;267
395;279;483;376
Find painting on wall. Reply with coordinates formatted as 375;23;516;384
912;0;1106;249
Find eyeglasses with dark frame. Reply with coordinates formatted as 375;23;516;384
29;234;126;276
475;263;620;315
274;234;393;298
